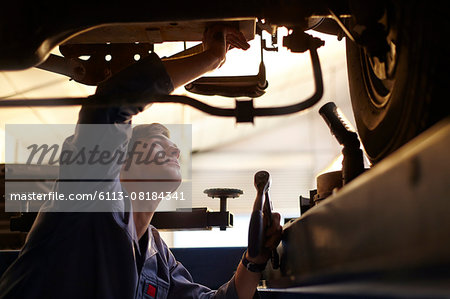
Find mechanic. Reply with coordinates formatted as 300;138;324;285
0;26;282;299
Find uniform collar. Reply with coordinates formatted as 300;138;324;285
147;227;158;258
122;188;158;259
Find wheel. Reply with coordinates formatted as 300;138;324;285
346;1;449;163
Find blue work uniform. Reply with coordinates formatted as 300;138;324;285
0;53;239;299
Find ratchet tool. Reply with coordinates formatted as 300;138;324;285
248;170;280;269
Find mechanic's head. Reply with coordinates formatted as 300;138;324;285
120;123;182;197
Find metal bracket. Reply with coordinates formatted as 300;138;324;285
37;43;154;86
283;30;325;53
259;25;278;52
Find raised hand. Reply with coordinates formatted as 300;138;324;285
202;25;250;68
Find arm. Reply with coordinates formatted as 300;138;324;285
163;25;250;90
162;51;221;90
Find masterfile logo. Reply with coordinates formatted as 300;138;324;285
5;124;192;212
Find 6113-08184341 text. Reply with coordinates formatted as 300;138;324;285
8;191;186;201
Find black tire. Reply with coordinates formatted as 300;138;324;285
346;1;449;163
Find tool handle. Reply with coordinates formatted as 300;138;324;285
248;210;264;258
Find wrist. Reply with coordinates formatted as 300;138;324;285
245;250;268;264
202;49;224;70
241;250;267;273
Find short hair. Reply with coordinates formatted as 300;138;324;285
127;123;170;154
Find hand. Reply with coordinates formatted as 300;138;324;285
247;212;283;265
235;211;282;299
202;25;250;68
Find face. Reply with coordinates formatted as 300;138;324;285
121;134;182;192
